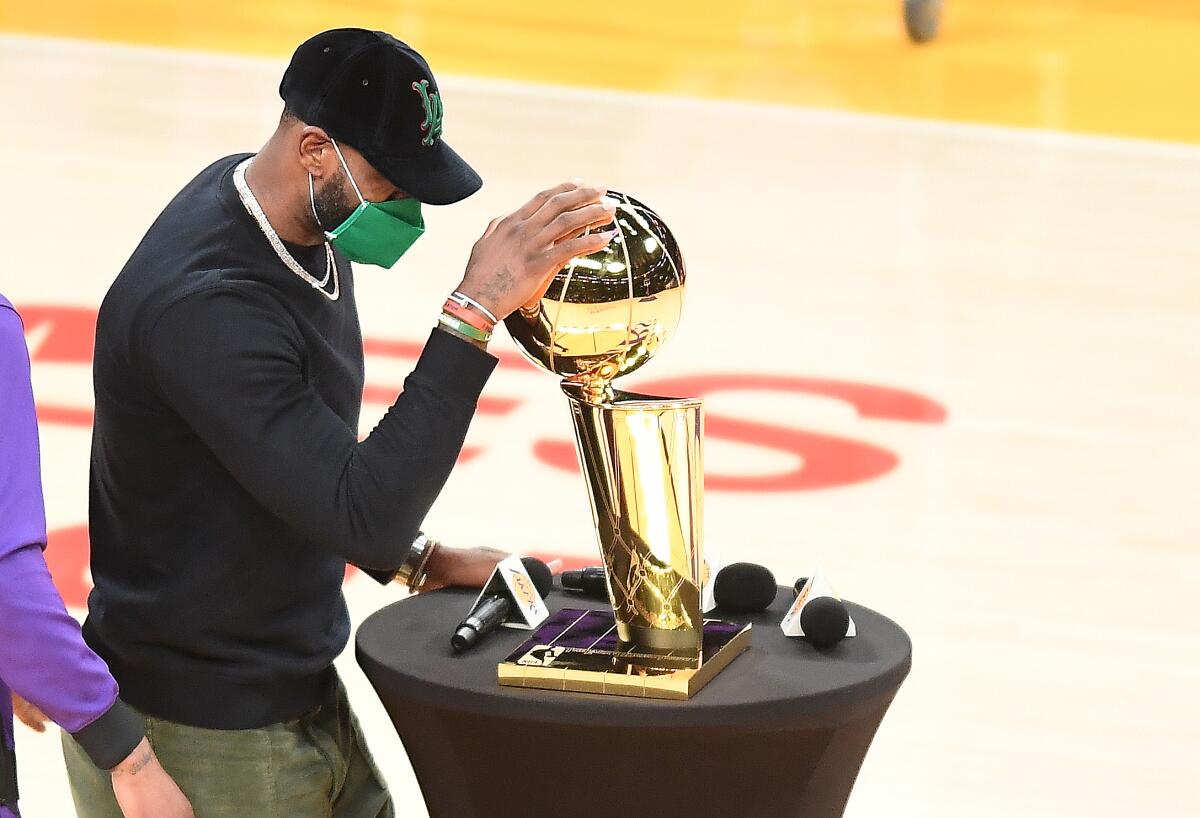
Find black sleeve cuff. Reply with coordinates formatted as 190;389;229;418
70;698;146;771
415;327;498;403
361;566;398;585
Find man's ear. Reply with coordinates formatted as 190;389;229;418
297;126;333;178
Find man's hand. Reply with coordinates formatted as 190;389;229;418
110;737;194;818
12;692;48;732
457;181;618;319
417;545;509;593
413;546;564;593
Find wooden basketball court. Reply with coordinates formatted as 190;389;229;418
1;2;1197;815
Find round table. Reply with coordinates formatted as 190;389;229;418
355;585;910;818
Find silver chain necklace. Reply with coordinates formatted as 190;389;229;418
233;157;339;301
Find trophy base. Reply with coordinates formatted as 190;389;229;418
498;608;751;701
616;621;702;653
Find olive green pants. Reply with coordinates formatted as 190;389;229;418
62;676;394;818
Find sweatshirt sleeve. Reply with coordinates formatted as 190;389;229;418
0;305;145;771
145;285;497;572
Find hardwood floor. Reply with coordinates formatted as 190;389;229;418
1;8;1197;815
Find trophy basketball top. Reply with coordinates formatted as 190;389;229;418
503;191;686;395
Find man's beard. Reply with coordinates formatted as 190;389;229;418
312;167;359;232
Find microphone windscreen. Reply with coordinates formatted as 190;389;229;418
520;557;554;598
799;596;850;649
713;562;777;613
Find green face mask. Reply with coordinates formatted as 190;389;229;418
311;140;425;268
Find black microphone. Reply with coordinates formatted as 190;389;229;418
799;596;850;649
451;557;553;653
561;566;608;599
712;562;777;614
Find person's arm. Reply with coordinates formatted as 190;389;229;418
0;306;141;767
143;180;616;576
145;288;497;573
109;737;194;818
0;306;192;818
1;546;142;764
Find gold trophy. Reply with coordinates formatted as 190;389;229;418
498;192;750;699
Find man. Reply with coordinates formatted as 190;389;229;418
62;28;616;817
1;294;192;818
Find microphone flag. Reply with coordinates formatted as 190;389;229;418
467;555;551;631
780;568;857;638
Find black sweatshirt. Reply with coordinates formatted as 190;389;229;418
83;154;496;729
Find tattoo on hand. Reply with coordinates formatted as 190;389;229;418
484;267;514;299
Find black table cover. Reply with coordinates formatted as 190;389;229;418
356;585;910;818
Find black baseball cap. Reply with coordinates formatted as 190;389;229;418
280;28;482;205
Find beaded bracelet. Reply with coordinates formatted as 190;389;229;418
438;311;492;343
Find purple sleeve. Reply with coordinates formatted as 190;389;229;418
0;304;144;770
0;305;49;572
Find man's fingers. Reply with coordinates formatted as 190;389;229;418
528;185;608;231
521;272;560;312
544;229;618;272
13;696;48;732
513;180;585;221
467;182;615;318
480;216;502;241
554;209;622;245
15;713;46;732
540;201;617;246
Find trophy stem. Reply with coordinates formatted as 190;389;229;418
562;381;705;656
